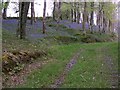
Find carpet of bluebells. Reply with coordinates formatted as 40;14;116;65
2;19;99;40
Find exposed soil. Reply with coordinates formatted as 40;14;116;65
50;50;81;88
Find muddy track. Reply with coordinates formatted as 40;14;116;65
50;50;81;88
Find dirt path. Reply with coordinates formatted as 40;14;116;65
50;50;81;88
2;59;54;88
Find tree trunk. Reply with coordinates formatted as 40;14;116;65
57;1;62;23
77;3;80;24
71;2;74;22
74;2;76;22
53;1;56;21
90;2;94;33
31;2;34;25
43;0;46;34
19;2;30;39
82;2;87;33
102;2;106;33
2;1;9;19
97;3;101;32
16;2;21;37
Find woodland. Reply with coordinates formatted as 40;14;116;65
1;0;119;88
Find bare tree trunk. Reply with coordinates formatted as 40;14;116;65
102;3;106;33
109;20;112;32
2;1;9;19
97;3;101;32
77;3;80;24
31;2;34;24
74;2;76;22
57;1;62;23
90;2;94;33
19;2;30;39
97;2;104;34
43;0;46;34
53;1;56;21
82;2;87;33
71;2;74;22
16;2;21;37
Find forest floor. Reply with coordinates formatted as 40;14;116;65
2;19;119;88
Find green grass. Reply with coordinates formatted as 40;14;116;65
2;30;48;52
16;42;118;88
17;43;81;88
61;42;118;88
3;30;118;88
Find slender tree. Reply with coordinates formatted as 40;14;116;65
77;2;80;24
90;2;94;33
16;2;21;37
71;2;74;22
31;2;34;24
53;1;56;21
2;0;9;19
82;2;87;33
57;1;62;23
43;0;46;34
73;2;77;22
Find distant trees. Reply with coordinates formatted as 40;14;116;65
13;1;116;39
59;1;116;34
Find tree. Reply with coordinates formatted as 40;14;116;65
77;2;80;24
57;1;62;23
43;0;46;34
71;2;74;22
53;1;56;21
90;2;94;33
31;2;36;25
2;0;9;19
73;2;77;22
18;2;30;39
82;2;87;33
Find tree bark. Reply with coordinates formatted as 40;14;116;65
16;2;21;37
19;2;30;39
2;1;9;19
43;0;46;34
71;2;74;22
53;1;56;21
57;1;62;23
74;2;77;22
77;3;80;24
90;2;94;33
82;2;87;33
31;2;34;24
